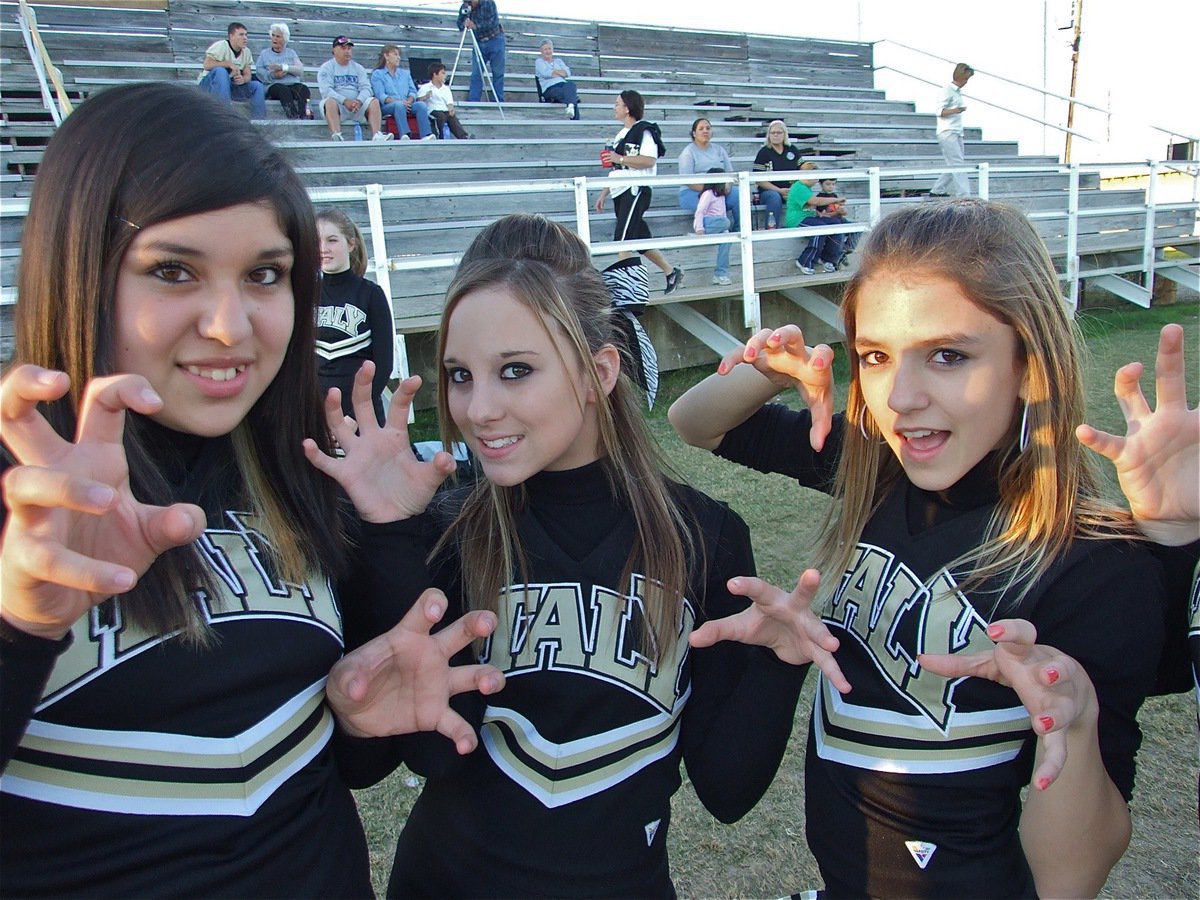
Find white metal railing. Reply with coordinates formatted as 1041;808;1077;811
4;160;1197;365
873;39;1199;160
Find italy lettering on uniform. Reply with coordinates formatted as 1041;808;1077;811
314;304;372;360
2;510;343;817
815;541;1030;774
480;574;697;808
39;510;343;706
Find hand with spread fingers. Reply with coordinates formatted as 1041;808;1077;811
303;363;457;523
1076;323;1199;546
918;618;1096;792
326;588;506;754
715;324;835;451
0;366;206;640
690;568;850;691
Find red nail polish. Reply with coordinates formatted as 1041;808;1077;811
1045;667;1059;684
745;347;757;360
1037;777;1051;791
1039;715;1054;732
987;623;1004;639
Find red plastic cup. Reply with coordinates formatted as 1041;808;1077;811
600;146;614;168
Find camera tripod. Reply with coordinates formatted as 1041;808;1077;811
450;23;505;119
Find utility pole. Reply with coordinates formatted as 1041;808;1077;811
1064;0;1083;162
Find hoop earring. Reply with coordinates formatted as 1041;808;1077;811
858;406;872;441
1018;400;1031;453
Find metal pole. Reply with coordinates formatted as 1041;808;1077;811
1064;0;1083;162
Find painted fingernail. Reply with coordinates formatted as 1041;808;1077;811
1045;667;1059;684
1037;776;1051;791
87;485;116;507
987;623;1004;639
745;347;757;360
1039;715;1054;732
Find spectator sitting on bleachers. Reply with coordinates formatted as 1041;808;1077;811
198;21;266;119
753;120;801;229
535;39;579;120
371;44;434;140
417;63;470;140
786;162;847;274
677;117;739;231
318;36;392;142
257;23;311;119
813;176;858;266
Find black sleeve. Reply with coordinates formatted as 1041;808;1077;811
0;617;71;772
367;284;394;401
715;404;843;493
1145;540;1200;696
1029;538;1167;801
359;509;488;780
329;514;444;789
679;502;808;823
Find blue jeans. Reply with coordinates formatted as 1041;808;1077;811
703;216;732;277
542;81;579;118
468;32;506;101
759;188;784;227
796;217;845;268
679;186;740;230
381;100;432;137
199;67;266;119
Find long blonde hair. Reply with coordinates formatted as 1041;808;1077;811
816;199;1132;609
433;215;695;659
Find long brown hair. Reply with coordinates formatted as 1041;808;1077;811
12;82;345;640
433;215;694;658
316;207;368;276
816;199;1132;609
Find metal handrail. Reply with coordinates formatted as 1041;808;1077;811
14;0;73;125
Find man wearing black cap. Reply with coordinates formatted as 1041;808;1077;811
317;36;392;142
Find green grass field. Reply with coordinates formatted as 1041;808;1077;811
357;301;1199;898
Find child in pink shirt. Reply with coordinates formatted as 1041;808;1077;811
693;168;732;285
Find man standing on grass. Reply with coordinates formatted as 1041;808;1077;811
318;35;392;142
929;62;974;197
198;22;266;119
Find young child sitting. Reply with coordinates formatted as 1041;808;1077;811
416;62;470;140
813;177;857;268
693;167;733;286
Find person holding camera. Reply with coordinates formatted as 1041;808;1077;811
457;0;505;102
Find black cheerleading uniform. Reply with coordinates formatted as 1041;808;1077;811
315;268;394;426
715;405;1166;899
0;424;378;897
356;460;806;898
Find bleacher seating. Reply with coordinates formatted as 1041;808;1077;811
2;0;1195;373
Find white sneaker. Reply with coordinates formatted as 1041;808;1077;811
330;131;345;141
795;260;815;275
711;275;733;286
421;133;438;141
399;133;411;141
822;261;837;273
372;131;394;142
565;103;575;119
